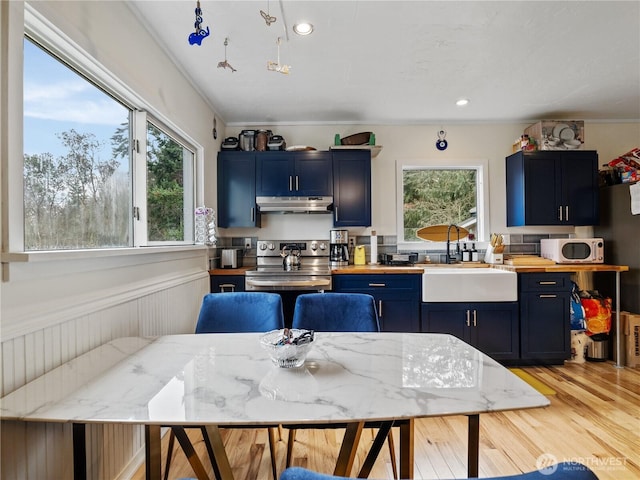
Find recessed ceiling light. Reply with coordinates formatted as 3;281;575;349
293;22;314;35
456;98;470;106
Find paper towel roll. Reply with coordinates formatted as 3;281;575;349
370;230;377;264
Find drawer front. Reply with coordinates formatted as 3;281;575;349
210;275;245;293
519;273;571;292
333;274;420;292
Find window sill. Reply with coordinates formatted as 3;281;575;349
1;245;210;264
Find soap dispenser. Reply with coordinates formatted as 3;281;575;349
462;243;470;262
470;243;479;262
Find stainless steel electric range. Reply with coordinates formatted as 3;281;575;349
245;239;332;324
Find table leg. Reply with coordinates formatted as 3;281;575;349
72;423;86;480
399;418;414;480
145;425;162;480
334;421;364;477
357;421;394;478
172;427;212;480
614;271;624;369
203;425;235;480
468;414;479;478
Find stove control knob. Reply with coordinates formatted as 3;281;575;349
267;242;275;250
259;243;267;250
310;242;318;251
318;242;327;250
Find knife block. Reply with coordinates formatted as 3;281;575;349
484;245;504;264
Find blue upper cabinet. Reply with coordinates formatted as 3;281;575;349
256;151;332;196
506;150;599;226
217;151;260;228
332;149;372;227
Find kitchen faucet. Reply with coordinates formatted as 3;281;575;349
446;224;461;264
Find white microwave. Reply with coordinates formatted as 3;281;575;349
540;238;604;264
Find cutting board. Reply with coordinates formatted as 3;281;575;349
417;225;470;242
504;255;556;266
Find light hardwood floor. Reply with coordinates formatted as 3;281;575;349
132;361;640;480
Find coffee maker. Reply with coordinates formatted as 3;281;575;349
330;229;349;266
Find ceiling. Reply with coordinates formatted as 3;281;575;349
129;1;640;126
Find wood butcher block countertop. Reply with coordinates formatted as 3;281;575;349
494;264;629;273
210;267;254;275
332;264;425;274
210;264;628;275
334;263;629;274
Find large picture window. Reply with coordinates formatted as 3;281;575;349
23;38;131;250
22;37;196;251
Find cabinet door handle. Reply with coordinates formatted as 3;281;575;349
289;175;293;191
473;309;477;327
466;310;471;327
378;300;383;318
251;207;255;222
558;206;563;221
538;281;557;285
368;283;386;287
565;206;569;222
295;175;299;191
539;294;557;298
334;207;339;222
219;283;236;292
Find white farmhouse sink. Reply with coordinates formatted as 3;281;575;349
422;268;517;302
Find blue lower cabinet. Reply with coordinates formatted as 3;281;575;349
518;273;571;364
421;302;519;362
333;274;421;332
210;275;245;293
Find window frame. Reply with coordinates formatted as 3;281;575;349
395;159;491;251
14;5;203;255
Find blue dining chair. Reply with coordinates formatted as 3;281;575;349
280;462;599;480
286;293;395;477
196;291;285;333
165;292;285;480
291;292;379;332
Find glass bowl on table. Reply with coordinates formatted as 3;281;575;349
260;328;314;368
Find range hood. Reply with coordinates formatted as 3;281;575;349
256;196;333;213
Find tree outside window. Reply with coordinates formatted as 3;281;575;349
403;168;478;242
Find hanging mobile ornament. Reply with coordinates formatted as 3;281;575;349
436;129;448;151
217;38;237;72
267;37;291;75
188;0;210;46
260;0;277;26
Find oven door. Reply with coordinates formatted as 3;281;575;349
245;275;332;291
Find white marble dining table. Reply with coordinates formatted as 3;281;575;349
1;332;549;480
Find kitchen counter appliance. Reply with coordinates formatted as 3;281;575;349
540;238;604;264
329;229;349;266
221;248;243;268
379;252;418;265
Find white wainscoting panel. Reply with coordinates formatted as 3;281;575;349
1;272;209;480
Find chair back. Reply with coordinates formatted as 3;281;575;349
280;463;599;480
195;292;284;333
292;293;379;332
